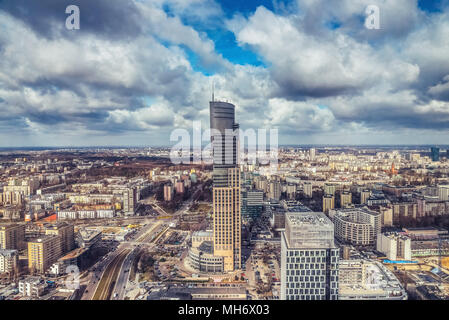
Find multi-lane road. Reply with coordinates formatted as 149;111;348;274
80;189;204;300
85;219;173;300
92;248;131;300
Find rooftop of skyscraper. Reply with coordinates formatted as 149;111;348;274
284;211;336;249
286;211;332;227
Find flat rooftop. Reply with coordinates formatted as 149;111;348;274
335;207;380;216
59;247;88;261
192;230;213;237
287;205;312;212
286;211;332;227
340;260;407;299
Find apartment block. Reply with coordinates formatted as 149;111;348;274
0;224;26;250
28;235;63;274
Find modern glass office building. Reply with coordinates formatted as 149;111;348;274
210;100;241;272
281;212;339;300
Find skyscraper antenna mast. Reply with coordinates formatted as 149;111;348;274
212;80;215;102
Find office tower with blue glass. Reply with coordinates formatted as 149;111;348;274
431;147;440;162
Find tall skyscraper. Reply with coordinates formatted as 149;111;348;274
431;147;440;162
210;100;241;272
281;211;339;300
310;148;316;160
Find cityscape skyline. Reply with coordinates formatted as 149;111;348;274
1;128;449;301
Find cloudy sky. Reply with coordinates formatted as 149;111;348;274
0;0;449;147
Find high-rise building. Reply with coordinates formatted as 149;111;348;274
123;186;137;214
438;185;449;201
44;223;75;255
256;177;268;193
163;184;173;202
175;181;185;194
281;211;339;300
0;224;26;250
310;148;316;160
377;233;411;261
210;100;241;272
340;191;352;208
28;235;63;274
303;182;313;198
286;184;297;200
380;206;393;227
431;147;440;162
324;183;336;196
241;189;263;219
323;194;335;214
360;189;371;204
392;202;418;225
268;180;281;200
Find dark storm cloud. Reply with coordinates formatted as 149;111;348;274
25;109;109;126
0;0;144;40
271;71;361;99
333;100;449;131
0;118;29;132
429;88;449;102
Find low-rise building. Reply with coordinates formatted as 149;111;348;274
338;260;407;300
76;229;102;248
19;276;46;297
188;241;224;273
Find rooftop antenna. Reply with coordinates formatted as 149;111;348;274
212;80;215;102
